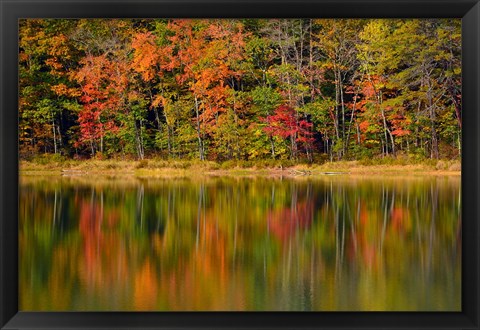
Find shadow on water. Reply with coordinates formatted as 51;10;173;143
19;175;461;311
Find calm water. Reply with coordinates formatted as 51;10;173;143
19;175;461;311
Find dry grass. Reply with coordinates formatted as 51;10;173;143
20;158;461;178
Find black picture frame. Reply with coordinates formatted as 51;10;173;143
1;0;479;329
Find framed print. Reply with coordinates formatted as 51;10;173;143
1;0;479;329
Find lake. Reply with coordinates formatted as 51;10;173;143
19;175;461;311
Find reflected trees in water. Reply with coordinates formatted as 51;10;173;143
20;176;461;311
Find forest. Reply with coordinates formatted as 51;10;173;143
19;19;462;163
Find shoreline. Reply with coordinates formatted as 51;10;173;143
19;159;461;178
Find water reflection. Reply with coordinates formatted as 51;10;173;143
19;175;461;311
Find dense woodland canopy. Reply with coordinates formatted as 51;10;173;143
19;19;461;162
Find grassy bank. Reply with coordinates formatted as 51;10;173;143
19;155;461;177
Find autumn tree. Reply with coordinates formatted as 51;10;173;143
264;105;314;160
313;19;364;158
19;19;81;157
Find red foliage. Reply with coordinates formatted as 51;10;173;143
75;54;126;149
263;105;314;146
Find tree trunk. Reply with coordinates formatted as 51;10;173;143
90;139;95;156
167;125;172;157
270;136;276;159
194;95;205;161
334;69;340;141
135;120;144;160
339;69;346;157
426;80;439;159
52;118;57;154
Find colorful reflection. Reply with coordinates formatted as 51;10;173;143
19;175;461;311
